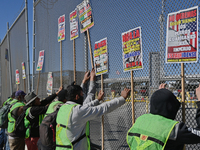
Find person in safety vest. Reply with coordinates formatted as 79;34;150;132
56;83;130;150
23;87;62;150
127;83;200;150
7;90;26;150
44;68;96;119
0;92;16;150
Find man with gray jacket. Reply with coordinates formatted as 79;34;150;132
56;83;130;150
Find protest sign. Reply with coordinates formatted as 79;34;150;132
58;14;65;42
77;0;94;33
166;6;198;63
94;38;108;75
70;9;79;40
122;27;143;72
36;50;45;71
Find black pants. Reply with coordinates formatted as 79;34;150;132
37;138;55;150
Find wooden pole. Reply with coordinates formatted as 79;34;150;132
181;63;185;122
60;41;63;87
181;63;186;150
131;71;135;125
24;79;26;93
101;74;104;150
17;84;19;91
73;39;76;84
36;71;40;95
86;29;94;68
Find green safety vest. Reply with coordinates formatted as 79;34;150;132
127;114;178;150
56;104;90;150
24;107;44;138
3;98;18;106
7;102;25;133
44;101;63;118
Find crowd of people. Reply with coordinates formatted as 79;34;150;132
0;70;200;150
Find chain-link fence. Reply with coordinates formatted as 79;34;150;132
0;3;30;105
0;0;199;149
32;0;200;149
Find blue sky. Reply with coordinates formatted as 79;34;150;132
0;0;33;72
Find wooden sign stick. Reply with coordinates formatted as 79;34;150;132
131;71;135;125
87;29;94;68
36;71;40;95
73;39;76;84
60;41;63;87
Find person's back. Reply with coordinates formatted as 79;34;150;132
127;84;200;150
56;84;130;150
7;90;26;150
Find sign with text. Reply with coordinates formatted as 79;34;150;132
22;62;26;79
166;6;198;63
122;27;143;72
36;50;45;71
47;72;53;95
77;0;94;33
94;37;108;76
16;69;20;84
58;14;65;42
70;9;79;40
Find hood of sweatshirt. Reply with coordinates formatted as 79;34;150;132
150;89;181;120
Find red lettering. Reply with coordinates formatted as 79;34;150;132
136;29;140;38
95;44;98;49
133;31;135;38
193;10;197;17
169;15;174;22
123;34;126;42
129;31;132;40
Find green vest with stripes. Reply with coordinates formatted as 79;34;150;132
44;101;63;118
3;98;12;106
24;107;44;138
127;114;178;150
7;102;25;133
56;104;90;150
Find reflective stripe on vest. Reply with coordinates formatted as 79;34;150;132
24;107;44;138
127;114;178;150
44;101;63;118
3;98;12;106
7;102;25;133
56;104;90;150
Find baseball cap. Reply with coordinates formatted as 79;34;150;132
15;90;26;97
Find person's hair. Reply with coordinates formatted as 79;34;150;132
11;92;16;99
66;83;82;101
58;90;68;102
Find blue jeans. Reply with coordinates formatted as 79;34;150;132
0;128;6;150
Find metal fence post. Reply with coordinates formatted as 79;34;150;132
25;0;31;93
32;0;36;92
7;23;13;94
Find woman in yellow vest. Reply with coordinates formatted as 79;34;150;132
127;83;200;150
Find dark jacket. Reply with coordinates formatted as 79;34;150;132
23;94;57;137
150;89;200;150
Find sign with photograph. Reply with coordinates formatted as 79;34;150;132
94;38;108;76
166;6;198;63
122;27;143;72
77;0;94;33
